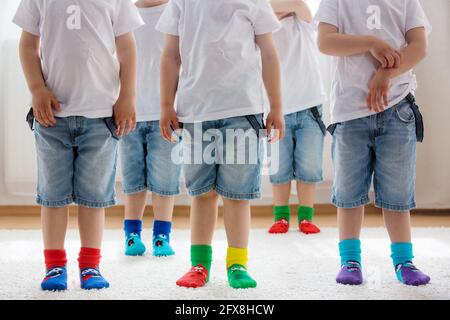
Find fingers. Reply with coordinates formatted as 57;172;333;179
34;104;55;127
266;120;273;142
51;97;62;112
383;90;389;107
366;92;372;111
385;53;395;69
160;121;173;142
393;51;402;68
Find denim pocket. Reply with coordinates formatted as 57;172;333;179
103;117;121;140
395;103;415;123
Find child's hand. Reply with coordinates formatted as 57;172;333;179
369;37;403;69
160;107;180;143
113;95;136;137
367;69;392;113
266;110;285;143
31;87;61;127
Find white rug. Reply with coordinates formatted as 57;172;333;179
0;228;449;300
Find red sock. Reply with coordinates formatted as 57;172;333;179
44;249;67;269
78;247;101;270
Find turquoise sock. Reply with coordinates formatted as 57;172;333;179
391;243;414;267
338;239;361;266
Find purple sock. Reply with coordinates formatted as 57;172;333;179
336;261;363;285
391;243;430;286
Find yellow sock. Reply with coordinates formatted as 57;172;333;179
226;247;248;269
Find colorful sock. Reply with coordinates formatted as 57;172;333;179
124;219;146;256
226;247;257;289
176;245;212;288
268;206;290;234
274;206;290;222
336;239;363;285
78;247;109;290
298;206;314;222
153;220;174;257
41;250;68;291
298;206;320;234
391;243;430;286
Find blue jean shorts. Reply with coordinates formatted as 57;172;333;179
120;121;182;196
34;117;119;208
269;106;325;185
182;114;264;200
331;99;418;212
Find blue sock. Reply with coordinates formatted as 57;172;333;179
153;220;174;256
124;219;142;238
339;239;362;266
391;242;414;267
41;266;68;291
124;219;146;256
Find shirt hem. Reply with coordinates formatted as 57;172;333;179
177;107;263;123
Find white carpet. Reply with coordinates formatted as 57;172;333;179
0;228;449;300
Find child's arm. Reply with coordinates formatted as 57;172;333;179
367;27;428;112
160;34;181;142
115;32;138;137
19;31;61;127
270;0;313;23
256;33;285;142
318;22;402;69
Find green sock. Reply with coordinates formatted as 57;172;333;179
191;245;212;282
273;206;290;222
298;206;314;222
226;248;257;289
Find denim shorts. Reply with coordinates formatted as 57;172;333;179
331;99;417;212
269;106;325;185
34;117;119;208
120;121;182;196
182;114;264;200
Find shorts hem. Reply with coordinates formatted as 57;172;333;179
375;200;416;212
74;197;116;208
332;196;370;209
148;186;180;197
187;184;216;197
294;177;323;184
36;197;73;208
270;176;294;185
123;186;148;195
215;186;261;200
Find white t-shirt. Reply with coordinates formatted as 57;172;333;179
135;4;167;122
272;15;327;115
13;0;144;119
156;0;281;123
315;0;431;124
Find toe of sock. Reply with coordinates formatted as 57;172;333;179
41;281;67;291
153;245;175;257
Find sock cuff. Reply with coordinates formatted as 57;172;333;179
191;245;212;262
298;206;314;221
78;247;101;269
339;239;361;251
390;242;414;266
153;220;172;234
226;247;248;269
44;249;67;269
273;206;290;221
124;219;142;233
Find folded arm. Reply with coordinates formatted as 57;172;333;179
270;0;312;23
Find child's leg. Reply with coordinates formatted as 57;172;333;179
296;182;320;234
336;207;364;285
41;206;69;291
223;198;257;289
374;102;429;286
176;191;218;288
268;114;294;234
294;107;325;234
152;194;175;256
34;119;74;291
268;184;291;234
78;206;109;290
383;210;430;285
123;191;147;256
